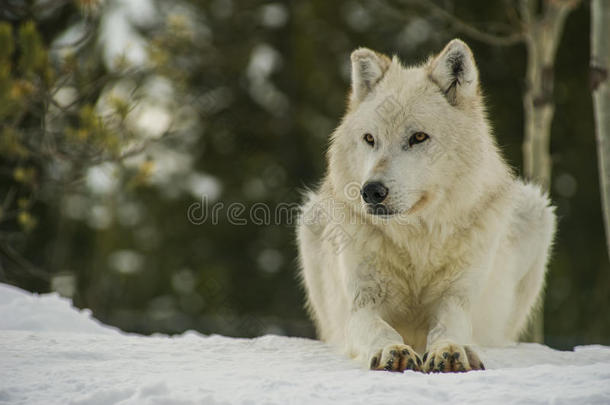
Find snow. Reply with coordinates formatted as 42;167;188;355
1;283;609;405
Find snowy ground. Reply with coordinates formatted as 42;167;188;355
1;284;609;405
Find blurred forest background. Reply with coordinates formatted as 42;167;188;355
0;0;608;349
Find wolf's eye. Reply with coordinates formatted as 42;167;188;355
363;133;375;147
409;132;429;147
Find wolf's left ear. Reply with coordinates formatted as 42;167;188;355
428;39;479;106
349;48;392;108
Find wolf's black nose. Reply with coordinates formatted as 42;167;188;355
361;182;389;204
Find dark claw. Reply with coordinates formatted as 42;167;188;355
416;356;422;366
452;352;460;360
402;349;409;356
385;359;394;371
370;356;379;369
437;361;445;371
422;352;428;363
429;358;435;370
442;352;450;359
407;359;414;369
480;362;485;370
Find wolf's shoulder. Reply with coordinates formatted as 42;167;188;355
509;179;554;212
506;179;556;235
299;179;334;210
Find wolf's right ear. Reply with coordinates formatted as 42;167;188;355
349;48;391;108
428;39;479;106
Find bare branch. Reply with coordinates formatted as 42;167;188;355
519;0;535;26
503;0;524;29
394;0;524;46
51;19;97;50
2;187;16;212
0;242;51;282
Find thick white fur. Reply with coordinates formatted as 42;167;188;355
297;39;556;372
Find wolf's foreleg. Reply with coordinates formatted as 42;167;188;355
423;295;485;372
346;307;421;371
341;250;422;372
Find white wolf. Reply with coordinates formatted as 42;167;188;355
297;39;556;373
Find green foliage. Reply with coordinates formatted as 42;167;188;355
0;22;14;62
0;128;29;158
0;20;47;237
18;21;47;75
0;6;153;268
64;104;120;155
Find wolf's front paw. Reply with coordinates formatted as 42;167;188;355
422;340;484;373
369;344;422;372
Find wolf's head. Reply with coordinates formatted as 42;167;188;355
328;39;508;223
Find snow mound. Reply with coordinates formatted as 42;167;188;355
1;283;609;405
0;283;119;335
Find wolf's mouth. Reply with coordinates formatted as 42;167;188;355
365;193;429;217
366;204;397;217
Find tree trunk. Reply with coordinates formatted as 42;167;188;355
522;0;577;190
591;0;610;261
520;0;580;343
